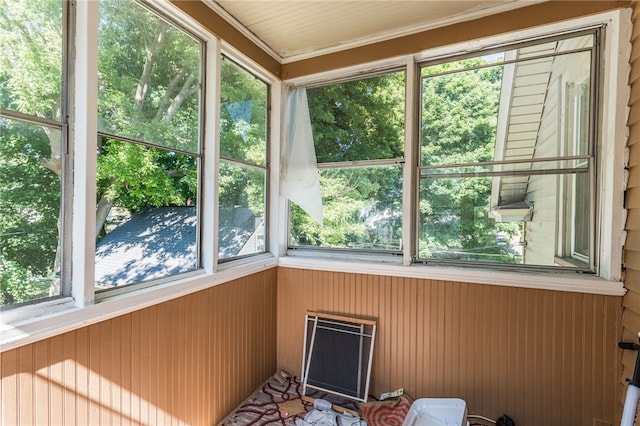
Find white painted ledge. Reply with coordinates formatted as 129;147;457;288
278;256;627;296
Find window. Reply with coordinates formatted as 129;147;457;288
0;0;276;318
417;31;597;272
289;71;405;252
95;0;203;288
0;0;66;307
218;58;269;261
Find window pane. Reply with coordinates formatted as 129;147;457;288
421;63;502;167
1;119;62;305
98;0;201;153
419;32;595;270
218;160;266;259
290;166;402;251
307;72;405;163
421;52;592;167
220;59;268;166
418;173;590;269
95;139;199;288
0;0;63;121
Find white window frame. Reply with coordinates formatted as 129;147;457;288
217;55;271;263
558;79;591;266
0;0;280;351
286;69;407;255
416;29;597;272
281;8;630;294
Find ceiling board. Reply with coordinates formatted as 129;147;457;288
210;1;544;61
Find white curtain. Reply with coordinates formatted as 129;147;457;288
281;88;323;225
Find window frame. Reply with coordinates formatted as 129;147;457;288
414;28;599;273
0;0;71;308
217;55;271;263
283;8;629;285
92;0;206;294
0;5;629;352
286;68;407;255
0;0;280;330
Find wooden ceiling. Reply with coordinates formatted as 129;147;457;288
207;1;544;62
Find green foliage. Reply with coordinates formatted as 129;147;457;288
418;59;521;263
421;61;502;166
220;59;268;166
0;256;51;305
98;0;201;153
97;139;197;213
0;119;60;277
218;59;269;230
218;160;265;216
308;73;405;163
290;72;405;250
0;0;63;120
1;0;208;305
95;0;203;233
0;0;63;306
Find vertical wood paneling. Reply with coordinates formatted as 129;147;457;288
0;268;277;426
277;267;621;426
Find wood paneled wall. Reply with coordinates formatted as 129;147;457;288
278;267;621;426
0;269;277;426
623;0;640;414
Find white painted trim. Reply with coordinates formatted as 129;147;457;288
201;0;282;63
281;9;630;283
71;0;98;308
413;10;626;64
277;83;292;257
1;250;625;353
403;58;415;266
221;41;278;85
269;80;283;257
210;40;223;271
201;37;220;274
285;55;408;89
149;0;217;43
278;256;626;297
597;8;631;282
1;257;278;353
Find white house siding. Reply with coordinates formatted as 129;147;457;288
522;37;592;266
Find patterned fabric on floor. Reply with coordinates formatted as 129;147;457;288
360;396;413;426
219;376;361;426
220;376;308;425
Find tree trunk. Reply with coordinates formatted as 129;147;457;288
163;74;198;122
96;196;114;239
135;24;170;109
154;67;188;122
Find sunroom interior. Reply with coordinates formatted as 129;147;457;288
1;1;640;425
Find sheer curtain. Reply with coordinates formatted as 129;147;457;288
281;88;323;225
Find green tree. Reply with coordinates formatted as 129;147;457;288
219;59;268;218
419;59;521;262
96;0;201;237
0;0;205;304
0;0;64;303
290;72;405;250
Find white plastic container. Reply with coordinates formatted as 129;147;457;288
402;398;468;426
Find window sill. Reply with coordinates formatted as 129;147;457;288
278;255;626;296
0;255;278;353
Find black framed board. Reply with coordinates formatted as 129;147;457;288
301;311;376;402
